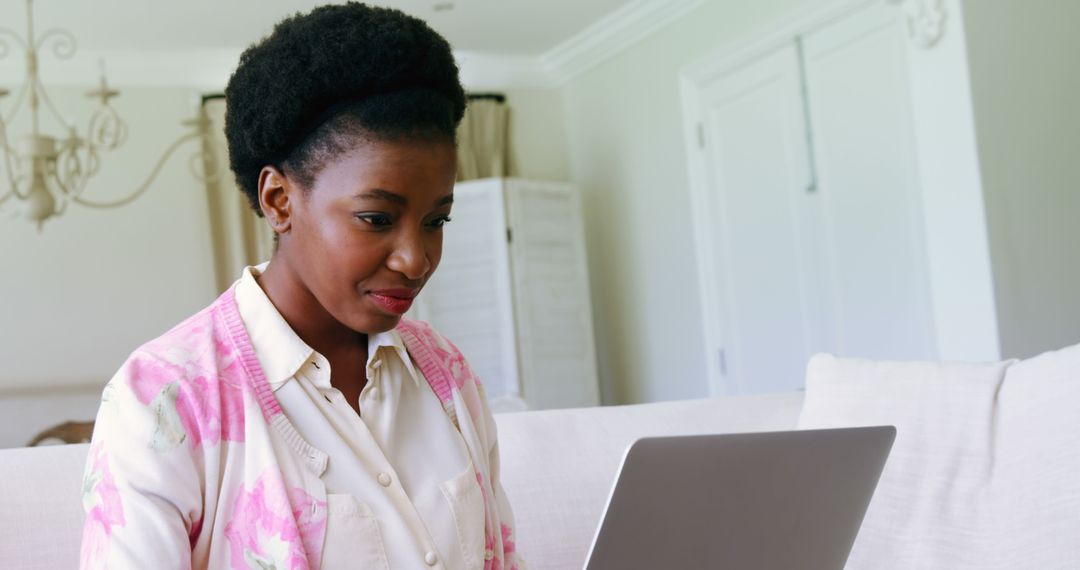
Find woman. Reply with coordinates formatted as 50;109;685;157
79;4;524;569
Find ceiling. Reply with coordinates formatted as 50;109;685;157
2;0;636;56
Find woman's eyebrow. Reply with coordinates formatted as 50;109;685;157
354;188;406;205
436;194;454;207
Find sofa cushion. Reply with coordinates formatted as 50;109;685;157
0;443;89;569
798;346;1080;570
798;354;1011;569
494;392;805;570
996;343;1080;566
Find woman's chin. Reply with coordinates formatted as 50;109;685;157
345;310;405;335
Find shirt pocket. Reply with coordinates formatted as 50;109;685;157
321;494;390;570
440;463;487;570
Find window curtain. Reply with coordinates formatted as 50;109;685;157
202;97;275;293
456;96;509;181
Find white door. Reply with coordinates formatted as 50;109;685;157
802;3;937;360
697;44;829;395
691;3;937;396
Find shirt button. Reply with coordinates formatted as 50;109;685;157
369;386;381;400
424;551;438;566
377;472;392;487
484;549;495;561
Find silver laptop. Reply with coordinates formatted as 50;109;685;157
583;426;896;570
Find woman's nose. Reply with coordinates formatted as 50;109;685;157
386;230;431;280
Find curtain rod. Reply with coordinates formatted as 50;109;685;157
467;92;505;103
202;92;507;105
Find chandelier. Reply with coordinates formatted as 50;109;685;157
0;0;219;230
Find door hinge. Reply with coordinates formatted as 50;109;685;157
506;227;513;243
696;122;705;149
718;348;727;376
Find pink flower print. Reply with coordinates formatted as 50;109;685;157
501;523;517;555
289;487;327;569
224;470;325;570
428;329;478;390
481;525;519;570
127;351;247;451
501;523;520;570
80;445;126;570
483;530;501;570
189;516;204;550
148;380;187;451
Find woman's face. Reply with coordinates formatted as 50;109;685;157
270;137;457;335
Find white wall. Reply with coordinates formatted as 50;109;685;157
561;0;831;404
504;88;571;182
962;0;1080;359
0;86;217;447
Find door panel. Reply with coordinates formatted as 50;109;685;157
803;3;937;360
700;45;827;394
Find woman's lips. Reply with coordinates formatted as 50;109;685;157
368;288;418;314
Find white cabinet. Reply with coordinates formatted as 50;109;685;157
412;178;600;411
681;1;1000;395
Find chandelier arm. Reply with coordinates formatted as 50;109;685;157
2;80;30;123
0;27;28;60
71;132;200;209
77;119;101;183
0;27;30;123
76;148;100;198
52;192;69;216
33;29;77;61
0;115;24;199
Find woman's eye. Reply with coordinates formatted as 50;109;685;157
357;213;392;227
428;216;452;229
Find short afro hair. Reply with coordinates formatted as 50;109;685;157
224;2;466;213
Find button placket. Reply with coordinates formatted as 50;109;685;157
365;358;383;404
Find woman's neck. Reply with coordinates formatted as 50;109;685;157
255;256;366;358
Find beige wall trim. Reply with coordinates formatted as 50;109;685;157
0;378;106;397
540;0;704;85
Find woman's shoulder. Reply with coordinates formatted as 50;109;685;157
106;292;252;448
395;318;477;383
395;317;494;426
123;295;232;381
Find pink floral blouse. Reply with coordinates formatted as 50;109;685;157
79;286;524;570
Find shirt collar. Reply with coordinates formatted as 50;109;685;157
234;263;315;391
367;328;422;389
235;263;421;392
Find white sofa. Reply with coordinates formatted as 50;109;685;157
0;392;804;569
3;342;1078;569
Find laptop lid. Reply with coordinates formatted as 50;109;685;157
583;426;895;570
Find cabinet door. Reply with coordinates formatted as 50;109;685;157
505;181;600;409
697;45;828;395
803;3;937;360
413;179;522;406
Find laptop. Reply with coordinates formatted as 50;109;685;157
583;426;895;570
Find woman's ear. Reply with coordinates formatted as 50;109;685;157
258;166;293;234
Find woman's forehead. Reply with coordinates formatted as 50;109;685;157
308;138;457;200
